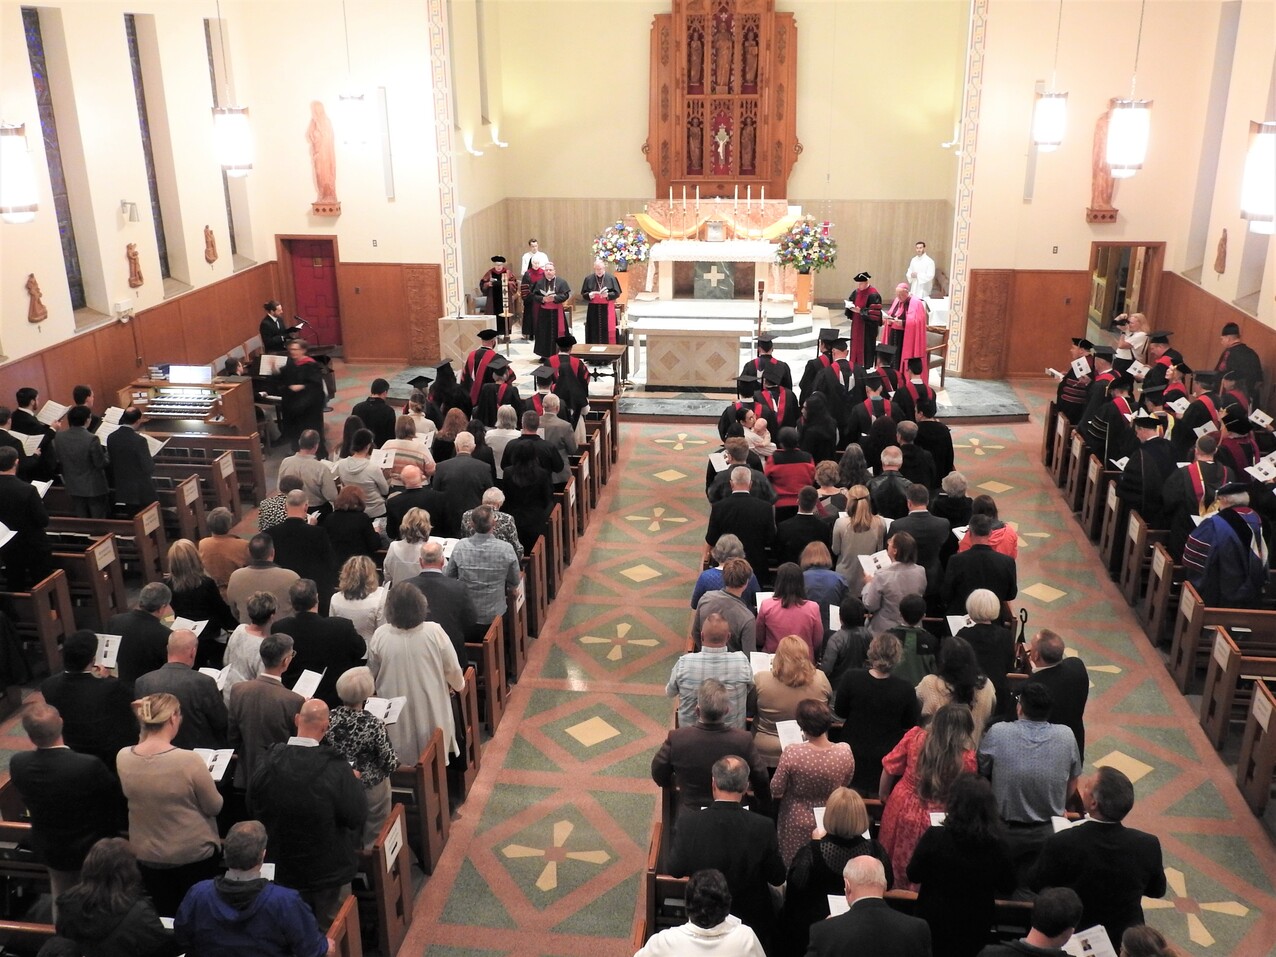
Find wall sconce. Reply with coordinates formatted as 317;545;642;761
0;123;39;224
120;200;141;223
1106;0;1152;178
1241;120;1276;235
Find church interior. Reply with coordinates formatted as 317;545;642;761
2;0;1276;955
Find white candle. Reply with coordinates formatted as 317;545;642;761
669;187;673;207
734;185;739;203
760;186;765;205
747;185;752;208
682;186;687;210
695;185;700;210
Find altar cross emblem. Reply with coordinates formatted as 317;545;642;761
702;265;726;288
714;125;730;161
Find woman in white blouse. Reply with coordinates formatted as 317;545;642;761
221;591;276;705
486;404;522;479
329;555;387;643
383;507;433;587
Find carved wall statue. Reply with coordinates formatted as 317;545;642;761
308;100;340;216
127;243;144;288
1214;228;1227;277
204;225;219;264
712;28;733;92
1086;111;1117;224
25;273;47;323
688;115;704;173
688;31;704;88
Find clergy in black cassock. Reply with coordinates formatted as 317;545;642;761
1117;416;1177;529
580;260;622;344
530;264;571;360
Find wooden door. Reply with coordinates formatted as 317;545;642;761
289;239;342;346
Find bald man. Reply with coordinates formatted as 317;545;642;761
248;698;368;928
134;629;228;749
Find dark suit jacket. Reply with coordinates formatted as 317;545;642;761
1029;820;1166;948
134;661;229;749
890;509;951;597
650;722;770;809
8;747;121;870
7;412;56;479
942;544;1017;614
899;444;937;490
433;454;496;517
0;428;40;480
1024;657;1089;759
53;426;108;497
228;675;305;789
39;671;138;770
272;611;366;707
706;463;776;505
706;492;776;586
667;802;785;944
500;434;564;477
806;897;932;957
916;420;955;482
0;473;53;588
774;513;834;567
404;570;476;663
351;397;398;448
106;609;172;688
386;485;453;539
267;518;339;611
105;427;157;506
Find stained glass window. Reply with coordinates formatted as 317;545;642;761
124;14;170;279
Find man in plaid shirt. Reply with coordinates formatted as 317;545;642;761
445;505;520;626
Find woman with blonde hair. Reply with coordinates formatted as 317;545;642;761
405;389;439;438
381;414;436;486
329;555;387;642
778;786;892;956
831;484;886;594
878;703;976;890
115;693;222;915
324;666;399;847
813;460;847;518
383;507;432;587
166;539;237;668
752;634;833;767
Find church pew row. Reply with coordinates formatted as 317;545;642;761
160;432;268;507
0;570;75;676
1062;430;1087;514
1168;584;1276;692
47;531;128;632
524;538;549;638
554;477;579;568
1237;679;1276;815
1141;543;1182;644
328;894;364;957
153;452;240;524
466;617;507;735
1049;412;1072;488
156;473;208;545
1097;479;1126;582
48;502;167;583
1200;628;1276;751
0;920;55;957
449;665;482;802
1078;455;1115;543
354;804;413;957
590;395;620;467
1040;401;1057;471
1118;511;1168;609
389;727;450;875
505;576;529;682
544;503;565;600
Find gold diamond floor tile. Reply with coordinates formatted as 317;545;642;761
620;563;661;583
652;468;688;482
1093;749;1155;784
978;479;1014;494
563;716;621;747
1022;581;1067;603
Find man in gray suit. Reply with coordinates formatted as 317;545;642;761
539;394;577;486
134;629;228;750
53;405;109;517
888;483;951;610
432;432;495;517
228;632;304;789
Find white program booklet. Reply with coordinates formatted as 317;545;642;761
365;696;407;724
946;615;975;635
1051;815;1084;833
858;549;893;576
1168;397;1190;415
93;422;120;443
951;525;968;540
94;634;122;670
827;605;839;632
170;616;208;634
0;522;16;549
1111;456;1130;471
750;652;774;675
31;479;51;499
142;433;169;457
198;666;229;691
19;433;43;456
260;862;276;881
259;354;287;375
928;812;947;827
707;450;729;473
1194;420;1219;438
1251;408;1274;429
1063;926;1119;957
1046;368;1064;380
775;720;804;751
192;748;234;782
292;669;325;700
827;895;850;917
36;400;69;425
370;447;395;470
1070;357;1090;378
1126;359;1150;379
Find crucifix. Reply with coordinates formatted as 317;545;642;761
702;264;726;287
714;125;730;163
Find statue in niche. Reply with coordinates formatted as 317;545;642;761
688;33;703;86
1215;228;1228;277
1085;111;1117;224
203;225;219;265
127;243;144;289
743;35;758;87
740;121;756;172
714;124;730;164
308;100;340;215
25;273;47;323
688;119;703;172
713;30;732;90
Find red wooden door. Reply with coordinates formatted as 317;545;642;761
289;239;342;346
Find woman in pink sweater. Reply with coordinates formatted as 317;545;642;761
756;562;825;660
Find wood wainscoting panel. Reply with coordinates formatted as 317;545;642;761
93;320;144;398
338;263;408;363
961;269;1014;379
0;354;50;410
404;264;444;364
41;333;103;407
1003;270;1091;377
135;299;190;367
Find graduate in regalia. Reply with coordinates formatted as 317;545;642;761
1056;337;1093;424
479;256;518;337
475;354;522;428
741;333;793;390
893;358;937;424
460;328;501;408
524;366;557;418
1117;414;1177;528
753;362;800;435
811;334;861;447
580;259;622;344
548;333;590;428
798;328;837;401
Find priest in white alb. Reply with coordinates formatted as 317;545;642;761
906;241;935;298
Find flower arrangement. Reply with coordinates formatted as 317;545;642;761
775;216;838;273
592;221;650;270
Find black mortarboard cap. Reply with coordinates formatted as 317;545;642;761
488;354;510;372
876;342;899;357
756;333;776;345
863;373;885;389
1218;481;1249;495
763;364;786;386
1092;345;1116;359
853;272;871;283
556;333;577;350
1149;330;1172;344
1194;370;1220;387
491;255;507;263
1071;337;1093;349
1222;322;1241;337
477;329;500;342
1109;374;1135;392
407;374;434;389
1133;415;1161;429
818;328;840;344
532;365;556;382
831;337;849;350
1142;383;1167;399
1175;361;1193;375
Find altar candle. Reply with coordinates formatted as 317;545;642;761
669;187;673;207
760;186;765;205
682;186;687;210
747;185;752;208
695;185;700;210
734;185;739;204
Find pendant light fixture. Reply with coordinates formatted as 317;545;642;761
0;123;39;224
1240;120;1276;235
1107;0;1152;179
1031;0;1068;152
211;0;252;176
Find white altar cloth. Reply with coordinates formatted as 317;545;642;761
647;239;778;263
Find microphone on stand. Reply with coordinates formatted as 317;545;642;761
291;316;321;348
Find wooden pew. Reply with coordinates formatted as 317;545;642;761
0;920;56;956
585;427;603;505
354;804;413;957
643;821;688;943
1079;456;1116;542
389;727;449;874
48;502;167;583
555;477;579;566
505;576;529;682
1062;430;1087;513
592;395;620;466
465;617;507;734
162;433;268;506
1200;627;1276;750
1141;543;1181;644
1118;511;1167;607
524;538;548;638
0;570;75;675
1236;678;1276;815
570;452;591;535
156;473;208;544
545;504;565;599
154;451;239;522
1097;479;1125;581
587;412;612;486
447;665;482;802
1168;583;1276;692
48;531;127;631
327;893;364;957
1040;400;1057;469
1049;414;1072;487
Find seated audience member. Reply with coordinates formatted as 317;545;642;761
176;820;333;957
771;700;856;867
955;588;1017;720
765;427;816;522
404;539;476;663
979;684;1081;882
833;633;920;796
805;855;931;957
54;838;176;956
775;486;834;566
445;505;519;628
691;535;761;609
273;578;366;708
819;596;871;686
226;534;301;623
862;531;927;634
106;581;174;688
690;558;758;654
167;540;238;669
907;774;1015;957
895;420;937;490
228;633;305;790
976;886;1085;957
634;868;765;957
222;591;277;705
276;429;338;515
500;438;554;550
9;704;121;914
319;485;382;564
134;629;228;750
384;506;433;587
248;699;368;928
887;594;940;686
651;679;768;807
666;755;785;950
461;486;525;559
867;446;912;520
778;788;893;957
917;635;997;744
323;667;399;847
942;514;1017;616
198;507;251;592
434;431;496;515
385;464;450;539
117;694;223;916
753;635;834;768
381;415;436;486
269;491;340;612
668;615;754;729
755;562;824;658
40;630;137;771
706;466;777;587
1024;628;1089;761
1030;766;1167;949
957;493;1019;559
258;474;304;532
335;428;390;518
329;555;388;644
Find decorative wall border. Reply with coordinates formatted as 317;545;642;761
427;0;461;315
946;0;988;373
